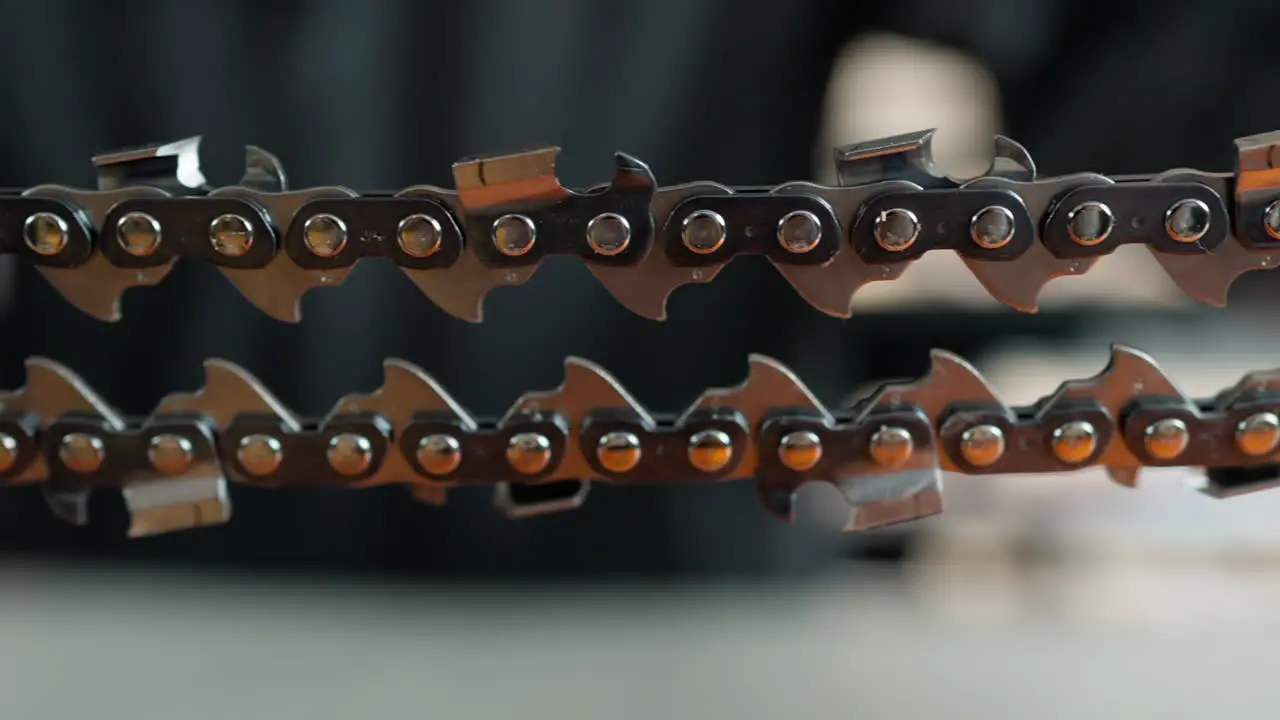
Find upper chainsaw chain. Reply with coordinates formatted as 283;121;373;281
6;129;1280;323
2;345;1279;538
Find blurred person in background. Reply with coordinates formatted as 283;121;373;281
0;0;1270;579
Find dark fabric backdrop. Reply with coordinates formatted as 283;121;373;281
0;0;1270;579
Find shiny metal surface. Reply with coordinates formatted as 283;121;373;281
1164;199;1211;243
778;430;823;471
209;213;255;257
1065;201;1113;246
58;433;104;474
680;209;726;254
116;211;162;256
776;210;822;254
687;429;733;473
1143;418;1190;460
147;434;194;474
969;205;1015;249
1049;420;1097;465
302;213;348;257
1236;412;1280;457
417;434;462;477
397;213;443;258
327;433;373;476
959;424;1004;467
596;431;641;473
872;207;919;251
585;213;631;256
867;426;912;467
22;212;68;256
505;432;553;475
236;434;282;476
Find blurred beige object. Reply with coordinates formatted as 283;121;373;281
817;34;1185;311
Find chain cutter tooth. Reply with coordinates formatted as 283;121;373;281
327;359;475;507
492;357;650;518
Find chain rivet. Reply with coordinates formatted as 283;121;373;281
777;210;822;254
1143;417;1190;460
327;433;373;476
596;431;642;473
959;424;1005;467
1050;420;1098;464
681;210;726;255
873;208;919;251
210;213;255;257
1165;199;1211;243
397;214;443;258
236;434;282;476
869;426;913;467
493;214;537;257
148;434;194;475
416;434;462;476
1236;412;1280;457
688;429;733;473
778;430;823;472
1066;202;1113;246
506;432;552;475
23;212;69;256
970;206;1016;249
586;213;632;256
303;213;348;257
117;211;163;257
59;433;104;474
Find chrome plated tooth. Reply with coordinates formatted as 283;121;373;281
396;147;576;322
986;135;1037;182
91;136;208;193
1038;344;1185;487
239;145;288;192
833;129;944;188
326;359;476;505
209;186;359;323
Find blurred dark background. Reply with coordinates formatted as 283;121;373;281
0;0;1270;580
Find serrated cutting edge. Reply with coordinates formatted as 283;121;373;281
325;359;475;505
26;184;175;322
210;186;359;323
1038;344;1184;487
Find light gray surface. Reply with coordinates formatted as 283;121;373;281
0;560;1278;720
